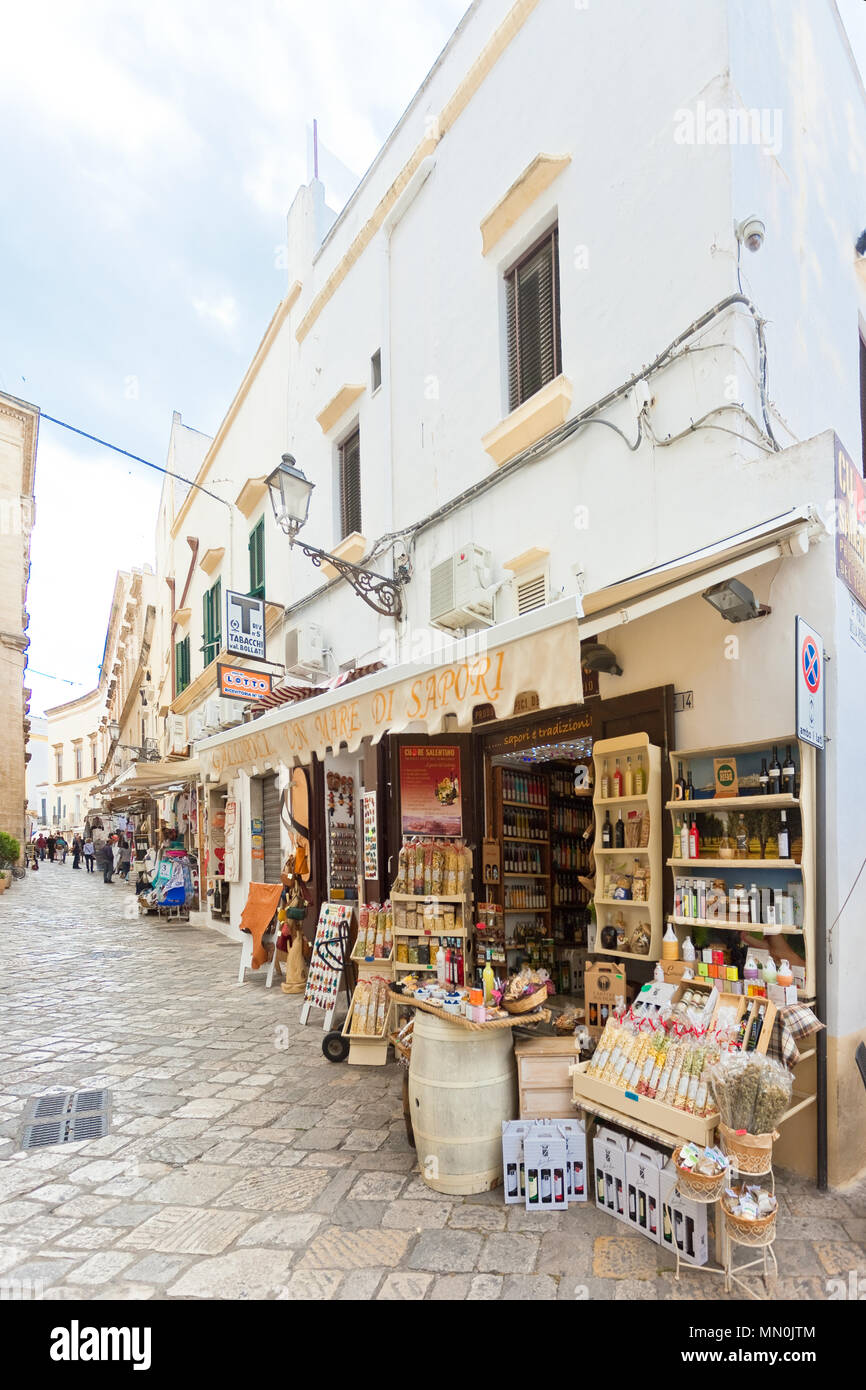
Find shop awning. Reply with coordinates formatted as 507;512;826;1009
197;596;584;780
109;757;200;794
579;506;824;636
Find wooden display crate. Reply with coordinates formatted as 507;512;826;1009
515;1035;580;1119
570;1060;718;1147
342;986;392;1066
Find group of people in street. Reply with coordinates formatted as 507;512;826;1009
30;830;133;883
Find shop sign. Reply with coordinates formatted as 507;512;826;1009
218;665;272;702
225;590;266;661
795;615;825;750
472;703;497;724
848;592;866;656
251;816;264;861
362;792;377;879
513;691;539;715
834;435;866;608
399;745;462;836
483;710;593;758
200;613;584;778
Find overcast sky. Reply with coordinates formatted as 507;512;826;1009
3;0;866;716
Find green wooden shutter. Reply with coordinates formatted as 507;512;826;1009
249;519;265;599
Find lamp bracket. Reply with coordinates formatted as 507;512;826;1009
294;540;403;619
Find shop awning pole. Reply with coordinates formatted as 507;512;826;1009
816;740;828;1191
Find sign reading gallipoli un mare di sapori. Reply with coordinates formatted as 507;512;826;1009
197;604;584;781
225;590;266;661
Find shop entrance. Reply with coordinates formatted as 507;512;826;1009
476;687;674;998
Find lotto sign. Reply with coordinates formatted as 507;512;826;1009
218;664;272;702
795;616;825;750
225;589;266;660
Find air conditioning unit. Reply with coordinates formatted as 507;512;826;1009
217;698;243;729
285;622;326;678
167;715;188;756
188;711;206;742
429;545;495;630
203;699;222;732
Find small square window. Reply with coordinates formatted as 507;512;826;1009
371;349;382;393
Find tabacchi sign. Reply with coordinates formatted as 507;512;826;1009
835;436;866;608
225;590;266;660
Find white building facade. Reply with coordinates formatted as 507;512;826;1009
137;0;866;1182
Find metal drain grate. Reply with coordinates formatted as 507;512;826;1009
24;1089;110;1122
19;1088;111;1151
21;1113;109;1150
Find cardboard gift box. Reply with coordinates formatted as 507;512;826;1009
659;1161;709;1267
524;1127;569;1211
625;1140;666;1244
593;1124;629;1224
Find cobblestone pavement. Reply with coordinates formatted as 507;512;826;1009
0;865;863;1301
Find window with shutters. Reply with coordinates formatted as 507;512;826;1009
55;751;63;783
338;428;362;539
505;226;561;412
175;636;191;695
74;745;83;780
249;517;265;601
515;571;549;616
202;579;221;667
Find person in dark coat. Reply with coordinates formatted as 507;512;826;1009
97;839;114;884
46;835;56;862
71;835;82;869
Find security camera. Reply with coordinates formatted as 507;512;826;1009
736;216;766;252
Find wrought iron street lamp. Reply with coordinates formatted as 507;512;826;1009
266;454;404;619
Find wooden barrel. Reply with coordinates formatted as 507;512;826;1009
408;1013;517;1194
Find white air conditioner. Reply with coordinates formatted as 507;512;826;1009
188;710;206;742
285;622;326;678
203;699;222;732
217;698;243;729
429;544;495;630
167;714;188;756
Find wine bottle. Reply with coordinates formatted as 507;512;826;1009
634;755;645;795
625;756;634;797
688;815;699;860
614;811;625;848
602;811;612;848
777;810;790;859
613;760;623;797
674;761;685;801
782;745;796;797
759;758;769;794
769;746;781;796
601;760;610;799
747;1004;765;1052
685;770;694;801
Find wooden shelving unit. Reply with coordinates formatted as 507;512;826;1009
592;734;662;960
666;737;816;999
390;891;473;980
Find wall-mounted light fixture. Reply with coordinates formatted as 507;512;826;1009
702;578;771;623
266;454;404;618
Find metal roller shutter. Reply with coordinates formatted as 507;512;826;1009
262;776;282;884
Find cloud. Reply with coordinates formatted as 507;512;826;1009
191;293;241;332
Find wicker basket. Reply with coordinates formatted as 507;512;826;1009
723;1201;777;1245
502;985;549;1014
672;1147;729;1203
719;1123;775;1175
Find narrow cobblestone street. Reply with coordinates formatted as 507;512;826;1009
0;865;863;1301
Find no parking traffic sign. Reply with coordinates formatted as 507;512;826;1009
796;616;825;750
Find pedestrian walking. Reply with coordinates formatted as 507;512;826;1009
46;835;56;862
71;835;82;870
56;835;68;864
119;840;132;882
35;833;46;861
83;837;95;873
98;839;114;884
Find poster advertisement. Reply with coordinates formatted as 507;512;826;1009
835;435;866;608
399;745;462;836
223;798;239;881
362;791;378;879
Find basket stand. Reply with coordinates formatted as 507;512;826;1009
723;1216;778;1299
672;1170;728;1286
